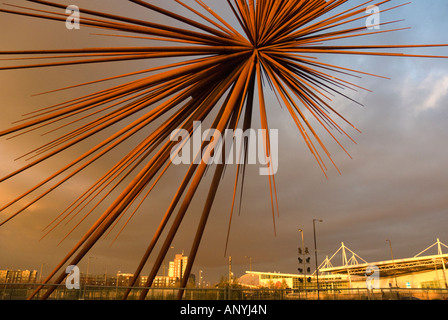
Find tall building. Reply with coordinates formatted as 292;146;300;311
168;253;188;280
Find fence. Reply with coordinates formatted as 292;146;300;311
1;283;448;300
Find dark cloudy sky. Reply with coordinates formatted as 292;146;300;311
0;1;447;285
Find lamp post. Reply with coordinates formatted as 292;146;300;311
298;229;307;299
39;263;47;283
228;256;232;285
245;256;252;273
245;255;255;287
84;256;96;300
86;256;96;285
163;246;174;287
180;254;183;285
313;219;323;300
386;239;398;287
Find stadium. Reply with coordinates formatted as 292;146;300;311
238;238;448;299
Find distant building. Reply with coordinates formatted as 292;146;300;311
0;253;194;289
94;253;194;288
153;275;177;287
168;253;188;280
238;271;322;290
238;239;448;293
115;272;135;287
319;239;448;290
0;269;38;283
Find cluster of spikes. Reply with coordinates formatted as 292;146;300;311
0;0;447;300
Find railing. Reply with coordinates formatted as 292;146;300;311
1;283;448;300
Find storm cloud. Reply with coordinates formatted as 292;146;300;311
0;0;447;284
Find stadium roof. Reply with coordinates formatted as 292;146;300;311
320;238;448;277
320;254;448;277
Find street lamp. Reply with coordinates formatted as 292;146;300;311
244;256;252;273
163;246;174;287
228;256;232;285
84;256;96;299
298;229;307;299
386;239;398;287
313;219;323;300
86;256;96;285
245;255;255;286
39;263;47;283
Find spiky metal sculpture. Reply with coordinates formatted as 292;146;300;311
0;0;446;300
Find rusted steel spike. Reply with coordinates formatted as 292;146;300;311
25;0;247;45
